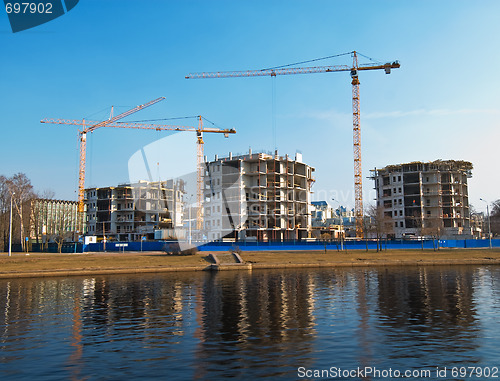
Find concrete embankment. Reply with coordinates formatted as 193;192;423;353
0;249;500;279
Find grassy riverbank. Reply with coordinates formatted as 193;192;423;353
1;248;500;278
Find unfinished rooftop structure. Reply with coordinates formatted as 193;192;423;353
85;180;184;241
370;160;473;239
203;150;315;242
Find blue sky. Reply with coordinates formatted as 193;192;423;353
1;0;499;213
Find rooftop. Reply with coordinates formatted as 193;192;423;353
371;160;473;176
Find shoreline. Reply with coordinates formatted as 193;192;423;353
1;248;500;279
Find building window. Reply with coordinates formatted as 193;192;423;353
395;222;398;227
399;210;403;216
398;176;401;182
400;221;404;227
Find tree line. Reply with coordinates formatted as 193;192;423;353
0;173;36;252
0;173;69;252
366;199;500;251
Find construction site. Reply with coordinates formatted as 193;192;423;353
30;51;406;247
9;50;493;251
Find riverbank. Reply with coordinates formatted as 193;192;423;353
1;249;500;278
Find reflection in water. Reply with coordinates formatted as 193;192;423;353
376;267;479;367
0;266;499;380
68;290;83;381
195;271;317;379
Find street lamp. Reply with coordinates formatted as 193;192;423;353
8;192;15;257
331;198;344;251
480;198;492;249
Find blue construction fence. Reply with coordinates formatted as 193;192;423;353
77;238;500;253
18;239;500;253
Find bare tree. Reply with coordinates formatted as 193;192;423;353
320;232;332;253
6;173;35;251
491;199;500;238
0;176;9;251
366;205;394;252
30;190;56;247
421;217;444;251
49;205;75;253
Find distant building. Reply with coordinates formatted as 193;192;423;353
30;199;81;243
470;211;484;239
85;180;184;241
370;160;473;239
311;201;333;225
311;201;344;238
203;150;315;241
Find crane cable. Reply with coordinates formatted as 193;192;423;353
262;51;383;71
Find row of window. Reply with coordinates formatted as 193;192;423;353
205;219;221;229
393;210;404;217
205;192;222;202
116;226;133;233
205;205;222;214
392;175;402;183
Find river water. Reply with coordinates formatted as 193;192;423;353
1;266;500;380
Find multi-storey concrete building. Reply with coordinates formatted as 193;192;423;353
85;180;184;241
203;150;315;241
370;160;473;239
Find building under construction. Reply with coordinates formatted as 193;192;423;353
370;160;473;239
203;150;315;241
85;180;184;241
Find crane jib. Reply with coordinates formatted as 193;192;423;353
186;62;400;79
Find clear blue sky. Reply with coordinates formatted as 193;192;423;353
1;0;499;213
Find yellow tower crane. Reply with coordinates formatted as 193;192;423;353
42;97;165;213
42;101;236;232
185;51;400;237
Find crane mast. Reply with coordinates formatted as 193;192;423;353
351;52;363;237
186;51;400;237
196;116;204;231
